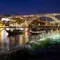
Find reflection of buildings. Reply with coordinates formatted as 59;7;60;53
0;13;60;48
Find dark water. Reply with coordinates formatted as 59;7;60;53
0;44;60;60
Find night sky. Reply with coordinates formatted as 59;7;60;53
0;0;60;14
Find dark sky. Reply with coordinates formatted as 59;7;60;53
0;0;60;14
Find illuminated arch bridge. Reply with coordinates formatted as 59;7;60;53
0;13;60;46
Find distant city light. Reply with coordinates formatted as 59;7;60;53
1;18;11;21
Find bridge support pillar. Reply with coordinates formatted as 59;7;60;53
55;28;59;33
24;20;29;43
24;27;29;43
51;29;53;34
19;35;24;46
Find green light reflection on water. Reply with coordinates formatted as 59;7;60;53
29;33;60;49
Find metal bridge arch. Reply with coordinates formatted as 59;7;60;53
28;14;60;25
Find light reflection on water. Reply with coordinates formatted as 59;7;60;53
29;33;60;49
0;29;21;50
1;28;60;51
1;29;9;43
1;29;9;50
